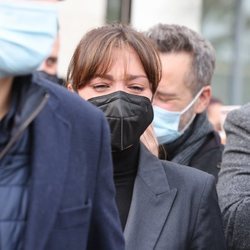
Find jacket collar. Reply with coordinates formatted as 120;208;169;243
0;75;49;160
124;144;177;250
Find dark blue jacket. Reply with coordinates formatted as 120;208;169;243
13;75;124;250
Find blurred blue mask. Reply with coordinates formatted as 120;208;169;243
0;1;58;78
153;88;203;144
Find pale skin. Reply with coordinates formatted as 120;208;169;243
153;52;211;131
68;47;153;101
0;0;58;119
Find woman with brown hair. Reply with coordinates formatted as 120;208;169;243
67;23;226;250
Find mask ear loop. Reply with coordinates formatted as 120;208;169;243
178;87;204;132
144;91;165;158
179;113;196;134
179;87;204;115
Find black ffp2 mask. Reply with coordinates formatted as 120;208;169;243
88;91;153;152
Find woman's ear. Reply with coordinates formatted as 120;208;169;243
194;85;211;114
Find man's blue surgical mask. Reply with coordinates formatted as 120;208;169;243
153;88;203;144
0;0;58;78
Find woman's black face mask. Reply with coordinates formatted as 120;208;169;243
88;91;153;152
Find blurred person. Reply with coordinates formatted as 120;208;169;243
0;1;124;249
67;23;226;250
146;23;223;179
36;34;65;85
207;97;226;144
207;97;223;132
217;103;249;250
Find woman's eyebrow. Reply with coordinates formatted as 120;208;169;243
125;74;148;81
94;74;113;81
93;74;148;81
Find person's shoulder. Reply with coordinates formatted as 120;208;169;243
33;74;100;112
195;130;223;156
226;103;249;122
33;74;77;102
224;104;250;134
161;160;215;189
32;74;106;125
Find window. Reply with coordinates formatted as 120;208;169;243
202;0;250;104
106;0;131;24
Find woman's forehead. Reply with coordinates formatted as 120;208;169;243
98;47;146;75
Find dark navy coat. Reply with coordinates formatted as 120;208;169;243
21;76;124;250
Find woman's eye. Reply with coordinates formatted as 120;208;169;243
129;85;144;92
92;83;109;91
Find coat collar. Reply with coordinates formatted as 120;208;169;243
0;76;49;160
124;144;177;250
24;83;71;250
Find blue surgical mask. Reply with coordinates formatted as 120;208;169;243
153;88;203;144
0;1;58;78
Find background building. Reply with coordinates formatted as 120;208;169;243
58;0;250;105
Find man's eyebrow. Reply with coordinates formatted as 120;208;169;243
156;90;176;96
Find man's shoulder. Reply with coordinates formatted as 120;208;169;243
191;130;223;169
195;130;223;153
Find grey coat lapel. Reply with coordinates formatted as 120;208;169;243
124;144;177;250
24;97;71;250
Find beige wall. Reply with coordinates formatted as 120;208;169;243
57;0;202;78
58;0;106;78
131;0;202;32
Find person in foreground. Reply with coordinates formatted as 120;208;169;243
146;24;223;180
217;103;250;250
0;1;124;249
67;23;226;250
